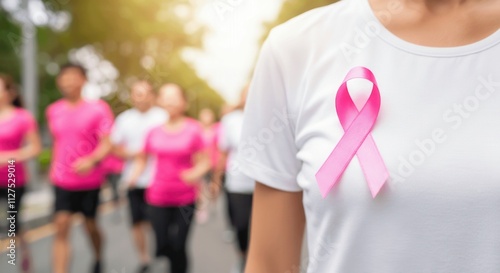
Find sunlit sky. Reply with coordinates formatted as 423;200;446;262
1;0;284;103
184;0;284;104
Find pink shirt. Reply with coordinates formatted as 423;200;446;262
46;99;113;190
202;123;221;168
212;122;222;168
101;155;124;175
144;118;205;207
0;108;37;187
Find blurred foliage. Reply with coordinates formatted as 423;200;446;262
261;0;338;42
38;148;52;173
0;0;224;122
0;9;22;83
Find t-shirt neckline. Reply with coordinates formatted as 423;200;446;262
0;107;20;124
62;98;87;110
161;118;188;136
358;0;500;57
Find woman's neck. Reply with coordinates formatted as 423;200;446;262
168;115;185;124
0;104;15;119
404;0;494;12
0;103;14;111
64;96;83;105
136;103;153;113
201;122;213;130
370;0;500;46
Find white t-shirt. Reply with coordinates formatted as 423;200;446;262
219;110;255;194
111;107;168;188
237;0;500;272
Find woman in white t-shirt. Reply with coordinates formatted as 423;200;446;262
238;0;500;272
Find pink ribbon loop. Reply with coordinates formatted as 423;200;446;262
315;66;389;198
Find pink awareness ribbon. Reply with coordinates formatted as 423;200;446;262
315;66;389;198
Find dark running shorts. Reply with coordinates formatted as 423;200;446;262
0;186;26;231
127;188;148;224
54;186;101;218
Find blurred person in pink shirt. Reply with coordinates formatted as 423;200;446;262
46;64;113;273
195;107;219;224
127;83;210;273
0;73;41;273
110;80;168;273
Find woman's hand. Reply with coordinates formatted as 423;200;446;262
210;150;227;200
123;177;137;190
209;179;222;200
125;152;147;189
0;152;15;167
72;156;97;174
182;150;211;184
180;169;202;184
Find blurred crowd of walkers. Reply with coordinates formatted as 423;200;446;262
0;64;253;273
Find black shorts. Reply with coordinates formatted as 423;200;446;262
54;186;100;218
0;186;26;232
127;188;148;224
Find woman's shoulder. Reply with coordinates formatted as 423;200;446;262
267;0;357;50
15;107;33;118
184;118;204;134
184;117;201;127
46;99;65;115
87;99;111;112
15;108;36;125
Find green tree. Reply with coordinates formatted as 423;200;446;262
0;9;22;85
1;0;224;120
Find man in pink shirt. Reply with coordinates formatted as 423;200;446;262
46;64;113;273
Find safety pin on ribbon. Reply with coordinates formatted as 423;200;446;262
315;66;389;198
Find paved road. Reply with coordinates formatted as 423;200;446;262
0;199;238;273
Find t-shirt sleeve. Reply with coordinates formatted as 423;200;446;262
22;110;38;134
218;117;230;152
96;101;114;137
236;34;302;192
191;123;206;154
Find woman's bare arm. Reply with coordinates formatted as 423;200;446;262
0;130;42;166
245;182;305;273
